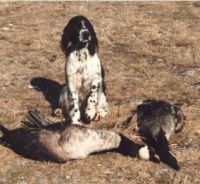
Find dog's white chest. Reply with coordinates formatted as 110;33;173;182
67;49;101;80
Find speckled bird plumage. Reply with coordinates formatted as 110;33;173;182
0;111;120;162
0;111;154;163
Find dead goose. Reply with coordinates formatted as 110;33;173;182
136;99;185;170
0;110;153;162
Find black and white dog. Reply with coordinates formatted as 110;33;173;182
58;16;108;125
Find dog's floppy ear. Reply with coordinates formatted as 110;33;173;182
87;20;99;55
61;21;75;57
88;33;98;55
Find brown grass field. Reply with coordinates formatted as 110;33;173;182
0;1;200;184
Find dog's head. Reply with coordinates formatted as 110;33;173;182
61;15;99;57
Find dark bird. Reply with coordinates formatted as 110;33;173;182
0;111;152;163
136;99;185;170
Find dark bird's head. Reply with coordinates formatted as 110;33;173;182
172;104;186;133
61;15;99;57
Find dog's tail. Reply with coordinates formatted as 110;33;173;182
149;130;180;171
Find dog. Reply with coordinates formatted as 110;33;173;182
136;99;185;170
0;110;154;163
57;15;108;125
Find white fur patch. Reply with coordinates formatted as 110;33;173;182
67;48;101;76
81;20;86;28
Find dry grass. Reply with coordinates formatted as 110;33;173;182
0;1;200;184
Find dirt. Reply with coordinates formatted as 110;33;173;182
0;1;200;184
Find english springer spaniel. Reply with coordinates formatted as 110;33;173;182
57;16;108;125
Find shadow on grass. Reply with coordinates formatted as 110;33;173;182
30;77;64;112
29;77;90;123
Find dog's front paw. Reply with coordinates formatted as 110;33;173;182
95;108;108;121
85;107;96;123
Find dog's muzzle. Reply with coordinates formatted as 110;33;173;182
79;29;91;43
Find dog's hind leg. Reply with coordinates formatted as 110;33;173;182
54;86;69;118
59;86;69;110
56;86;81;125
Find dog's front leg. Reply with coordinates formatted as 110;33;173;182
95;89;108;120
85;78;100;122
68;76;81;125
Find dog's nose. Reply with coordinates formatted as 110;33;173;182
82;31;90;40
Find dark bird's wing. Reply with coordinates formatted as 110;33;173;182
24;110;54;129
150;130;180;171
